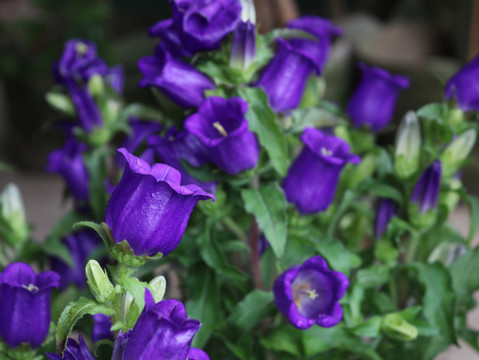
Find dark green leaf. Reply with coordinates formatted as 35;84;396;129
416;103;442;121
450;246;479;311
356;265;390;288
315;236;361;276
84;148;109;220
348;316;382;338
357;179;404;205
228;290;274;333
289;105;346;134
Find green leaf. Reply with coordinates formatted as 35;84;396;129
120;103;167;123
289;105;346;134
241;183;288;258
260;325;303;356
450;246;479;311
416;103;443;121
84;148;109;219
55;297;115;354
408;262;457;344
228;290;274;333
315;236;361;276
239;87;288;176
356;265;390;288
458;190;479;242
357;179;404;205
348;316;382;338
263;28;316;44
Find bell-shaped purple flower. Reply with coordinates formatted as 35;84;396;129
173;0;242;53
92;313;113;343
256;38;316;112
121;290;201;360
46;138;89;203
148;126;216;192
347;62;410;132
410;160;442;213
46;335;95;360
282;128;360;214
445;54;479;112
230;21;256;70
149;18;193;59
53;39;107;86
274;255;349;330
0;262;60;348
138;50;215;109
106;148;215;256
286;15;342;74
50;229;102;289
68;85;103;133
374;198;398;239
188;348;210;360
184;96;260;174
122;118;163;164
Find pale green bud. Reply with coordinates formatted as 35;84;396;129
239;0;256;24
394;111;421;179
45;92;75;116
85;260;114;303
440;177;461;214
382;313;418;341
88;74;104;98
0;183;29;245
447;107;465;128
440;129;477;179
104;99;120;126
149;276;166;302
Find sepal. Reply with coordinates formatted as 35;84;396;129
382;313;418;341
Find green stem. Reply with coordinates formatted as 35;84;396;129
405;234;420;263
389;271;398;308
223;217;249;244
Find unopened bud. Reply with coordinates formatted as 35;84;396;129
230;21;256;71
85;260;114;303
45;92;75;116
382;313;418;341
440;129;476;179
447;107;465;128
239;0;256;24
88;74;104;98
0;183;29;245
395;111;421;179
149;276;166;302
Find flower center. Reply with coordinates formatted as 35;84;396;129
75;42;88;57
321;147;332;156
22;283;39;293
293;282;319;309
213;122;228;137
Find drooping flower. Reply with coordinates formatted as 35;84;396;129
410;160;442;213
0;262;60;348
445;54;479;112
172;0;242;53
121;290;201;360
46;138;89;203
105;148;215;257
282;128;360;214
256;38;316;112
121;118;163;164
374;198;398;239
46;335;95;360
53;39;107;86
92;313;114;343
188;348;210;360
148;126;216;192
138;50;215;109
68;85;103;133
274;255;349;330
230;21;256;71
184;96;260;174
50;229;102;289
286;15;342;73
149;19;193;59
346;62;410;132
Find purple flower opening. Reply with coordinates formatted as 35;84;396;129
282;128;360;214
184;96;260;174
346;62;410;132
0;262;60;349
374;198;398;239
46;335;95;360
106;148;215;256
411;160;442;213
274;256;349;330
445;54;479;112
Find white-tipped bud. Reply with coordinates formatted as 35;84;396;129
394;111;421;179
1;183;29;244
85;260;114;303
239;0;256;24
88;74;104;98
149;276;167;302
440;128;477;178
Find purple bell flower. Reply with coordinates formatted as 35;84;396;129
121;290;201;360
105;148;215;256
347;62;410;132
230;21;256;70
282;128;360;214
410;160;442;213
374;198;398;239
148;126;216;192
105;65;125;95
0;262;60;349
68;85;103;133
92;313;113;343
149;19;193;59
172;0;242;53
188;348;210;360
256;38;316;112
46;335;95;360
445;54;479;112
138;50;215;109
53;39;107;86
184;96;260;175
122;118;163;164
286;15;342;74
50;229;102;289
46;138;89;203
274;255;349;330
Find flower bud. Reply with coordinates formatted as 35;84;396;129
440;176;461;213
85;260;114;303
45;92;75;116
374;198;398;239
394;111;421;179
382;313;418;341
0;183;29;246
149;275;166;303
446;107;465;128
88;74;104;98
230;21;256;71
440;129;476;179
239;0;256;24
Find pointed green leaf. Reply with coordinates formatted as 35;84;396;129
228;290;274;333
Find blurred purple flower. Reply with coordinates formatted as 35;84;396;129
46;335;95;360
230;21;256;70
374;198;398;239
149;19;193;58
188;348;210;360
411;160;442;213
122;118;163;164
68;85;103;133
445;54;479;112
92;313;113;343
105;65;125;94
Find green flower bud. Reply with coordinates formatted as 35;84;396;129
45;92;75;116
446;107;465;129
394;111;421;179
382;313;418;341
85;260;114;303
0;183;29;245
88;74;104;98
149;276;166;302
407;202;436;229
440;129;477;179
439;177;461;214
